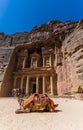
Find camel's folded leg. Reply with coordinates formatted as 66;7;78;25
15;108;30;114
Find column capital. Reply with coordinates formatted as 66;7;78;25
26;75;30;79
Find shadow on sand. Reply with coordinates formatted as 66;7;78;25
31;109;62;113
15;109;62;114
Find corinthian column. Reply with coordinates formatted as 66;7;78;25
50;55;52;67
26;76;29;94
50;76;53;95
23;57;26;69
20;76;24;90
36;76;39;93
13;77;17;88
43;57;45;67
43;76;45;94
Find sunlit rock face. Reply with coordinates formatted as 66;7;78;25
58;26;83;95
0;20;83;97
0;20;76;46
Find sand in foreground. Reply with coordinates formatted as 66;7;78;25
0;97;83;130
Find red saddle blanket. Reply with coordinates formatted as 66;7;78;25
21;94;55;112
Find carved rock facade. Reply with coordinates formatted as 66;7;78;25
0;20;83;96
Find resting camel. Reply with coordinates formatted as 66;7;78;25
12;88;58;114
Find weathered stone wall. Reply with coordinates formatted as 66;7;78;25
0;47;14;96
0;47;15;96
57;26;83;95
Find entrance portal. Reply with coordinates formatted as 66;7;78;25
32;84;36;93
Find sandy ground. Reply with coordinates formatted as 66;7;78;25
0;97;83;130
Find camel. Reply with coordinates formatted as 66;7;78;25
12;88;58;114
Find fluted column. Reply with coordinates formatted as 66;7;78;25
54;54;56;67
43;57;45;67
31;57;33;68
49;55;52;67
50;76;53;94
13;77;17;88
26;76;29;94
43;76;45;93
36;76;39;93
23;57;26;69
20;76;24;90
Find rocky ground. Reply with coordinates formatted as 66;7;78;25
0;97;83;130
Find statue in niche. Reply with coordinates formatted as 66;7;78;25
17;57;24;71
45;56;50;67
32;57;37;68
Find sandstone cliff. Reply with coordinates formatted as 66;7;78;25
0;20;76;46
57;25;83;95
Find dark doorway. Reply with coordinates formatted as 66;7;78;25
33;84;36;93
